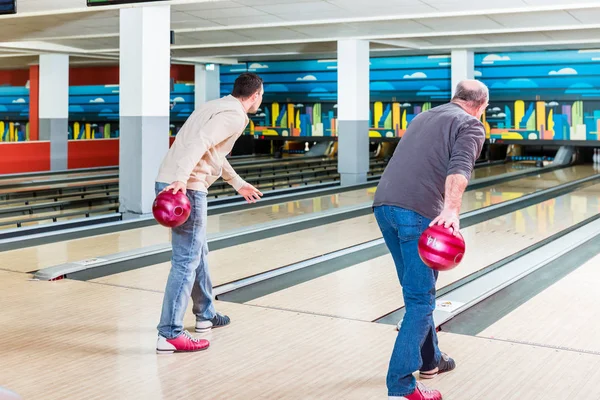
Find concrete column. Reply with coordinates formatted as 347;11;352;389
337;39;370;186
119;5;171;216
451;49;474;96
39;54;68;170
194;64;220;108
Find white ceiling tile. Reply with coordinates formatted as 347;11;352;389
172;20;224;30
566;9;600;24
288;23;361;37
542;28;600;41
416;16;505;31
349;20;434;35
174;1;241;12
422;0;527;12
489;10;582;28
234;27;310;40
176;30;256;45
209;14;286;25
186;6;268;19
233;0;320;5
252;1;341;15
482;32;553;43
424;35;491;46
522;0;600;5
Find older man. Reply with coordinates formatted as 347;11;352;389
373;80;488;400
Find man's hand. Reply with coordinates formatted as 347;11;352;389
430;208;460;235
238;183;263;204
161;181;187;195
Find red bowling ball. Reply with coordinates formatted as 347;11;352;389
152;190;191;228
418;224;465;271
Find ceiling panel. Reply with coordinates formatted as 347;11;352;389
415;15;505;31
252;1;342;15
421;0;527;11
541;28;600;41
186;6;269;19
209;14;286;25
488;10;582;28
566;9;600;24
479;31;554;43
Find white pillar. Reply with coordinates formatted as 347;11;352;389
194;64;220;108
119;5;171;216
39;54;69;171
337;39;370;186
451;49;474;96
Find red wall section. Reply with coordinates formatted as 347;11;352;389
29;66;39;141
171;65;194;82
68;139;119;169
0;142;50;174
69;66;120;86
67;65;195;86
0;69;29;86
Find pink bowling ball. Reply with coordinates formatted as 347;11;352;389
152;191;191;228
418;224;465;271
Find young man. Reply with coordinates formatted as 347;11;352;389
372;80;488;399
154;72;264;354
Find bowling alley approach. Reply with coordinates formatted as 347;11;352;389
5;1;600;400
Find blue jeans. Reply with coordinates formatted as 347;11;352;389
373;205;441;397
155;182;216;339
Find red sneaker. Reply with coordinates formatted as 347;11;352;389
156;330;210;354
391;382;442;400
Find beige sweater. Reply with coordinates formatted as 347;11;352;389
156;95;249;193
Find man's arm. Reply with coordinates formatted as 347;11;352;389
431;121;485;234
162;111;245;195
222;158;263;203
173;110;245;185
221;158;246;192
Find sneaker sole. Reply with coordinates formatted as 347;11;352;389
418;371;438;379
195;323;230;333
156;345;210;354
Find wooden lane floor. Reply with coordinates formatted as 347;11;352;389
245;182;600;321
0;204;119;230
476;251;600;354
0;186;378;273
3;270;600;399
471;161;535;180
0;168;118;186
0;178;119;196
90;165;597;294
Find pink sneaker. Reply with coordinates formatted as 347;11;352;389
390;382;442;400
156;330;210;354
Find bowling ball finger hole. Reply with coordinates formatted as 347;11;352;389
174;206;184;216
454;253;464;264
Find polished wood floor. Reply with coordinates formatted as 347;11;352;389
3;271;600;400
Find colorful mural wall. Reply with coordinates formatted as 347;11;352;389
476;50;600;141
220;55;449;138
221;49;600;141
3;49;600;142
0;83;194;141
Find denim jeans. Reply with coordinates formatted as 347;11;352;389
373;205;441;397
155;182;216;339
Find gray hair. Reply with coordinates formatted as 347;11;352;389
451;80;489;109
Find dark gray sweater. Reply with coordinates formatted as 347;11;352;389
373;102;486;220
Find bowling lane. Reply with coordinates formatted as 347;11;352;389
471;161;536;180
0;169;118;186
246;182;600;321
477;248;600;353
90;165;597;293
0;178;118;196
0;204;119;230
2;186;378;273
